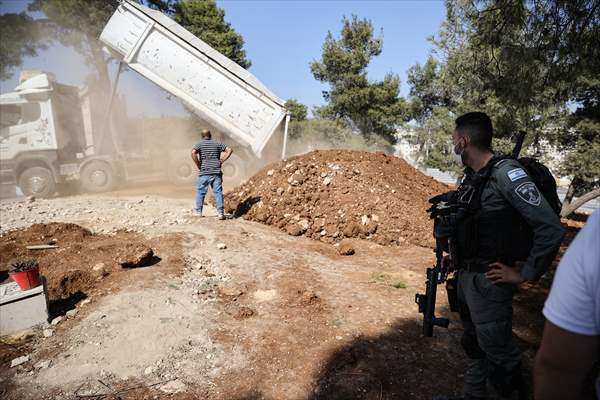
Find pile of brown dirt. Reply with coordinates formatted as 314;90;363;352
224;150;449;247
0;223;157;300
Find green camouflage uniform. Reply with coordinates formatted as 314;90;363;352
456;157;565;399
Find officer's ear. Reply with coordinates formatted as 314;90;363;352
458;135;471;151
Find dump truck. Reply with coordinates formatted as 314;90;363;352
0;0;289;197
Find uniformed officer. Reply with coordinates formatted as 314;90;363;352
436;112;565;400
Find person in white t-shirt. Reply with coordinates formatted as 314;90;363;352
534;209;600;400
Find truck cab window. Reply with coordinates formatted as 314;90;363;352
0;104;21;129
0;103;40;129
20;103;41;123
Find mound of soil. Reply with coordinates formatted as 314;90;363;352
0;223;156;300
224;150;449;247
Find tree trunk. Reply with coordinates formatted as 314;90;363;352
87;35;110;92
560;186;600;218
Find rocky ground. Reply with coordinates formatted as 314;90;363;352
0;161;584;399
224;150;449;248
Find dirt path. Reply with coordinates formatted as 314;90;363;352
0;189;573;399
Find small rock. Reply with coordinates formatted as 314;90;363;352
219;284;245;297
323;177;332;186
144;366;155;375
11;355;29;368
66;309;78;318
92;263;108;276
79;298;91;306
160;379;187;394
27;196;35;203
266;169;274;176
298;219;310;231
233;306;255;319
216;243;227;250
371;214;379;222
253;289;277;302
119;246;154;268
34;360;51;370
286;224;303;236
362;221;378;235
43;329;53;338
342;223;360;237
337;239;355;256
50;316;63;326
137;199;144;204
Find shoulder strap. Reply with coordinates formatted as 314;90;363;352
469;154;512;211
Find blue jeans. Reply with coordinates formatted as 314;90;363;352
196;174;223;214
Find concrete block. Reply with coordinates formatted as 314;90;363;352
0;278;49;336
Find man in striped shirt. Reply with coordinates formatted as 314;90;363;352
191;129;233;219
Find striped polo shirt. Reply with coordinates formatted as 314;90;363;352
193;139;227;176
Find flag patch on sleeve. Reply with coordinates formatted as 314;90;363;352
507;168;527;182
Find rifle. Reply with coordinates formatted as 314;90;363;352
415;200;458;337
415;246;450;336
512;130;527;158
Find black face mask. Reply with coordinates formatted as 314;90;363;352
452;140;467;166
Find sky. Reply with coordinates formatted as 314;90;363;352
0;0;446;117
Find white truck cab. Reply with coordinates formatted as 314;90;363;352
1;72;76;197
0;70;126;197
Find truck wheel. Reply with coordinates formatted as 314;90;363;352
81;161;114;193
18;167;56;198
168;158;196;186
222;153;246;185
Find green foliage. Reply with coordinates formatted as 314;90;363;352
414;107;462;173
407;56;453;123
284;99;308;122
173;0;251;69
408;0;600;205
391;280;407;289
0;11;47;80
29;0;119;87
310;15;409;144
29;0;118;40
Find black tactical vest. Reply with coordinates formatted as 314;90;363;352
453;157;533;267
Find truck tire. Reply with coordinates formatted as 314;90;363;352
168;158;196;186
81;161;114;193
18;166;56;198
222;153;246;185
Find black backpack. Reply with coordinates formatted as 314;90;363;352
483;155;562;216
515;157;562;216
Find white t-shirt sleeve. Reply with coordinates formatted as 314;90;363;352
542;210;600;336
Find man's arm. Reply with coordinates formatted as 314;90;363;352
486;161;565;283
534;321;599;400
220;146;233;163
191;148;201;170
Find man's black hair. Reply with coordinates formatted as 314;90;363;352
455;112;493;150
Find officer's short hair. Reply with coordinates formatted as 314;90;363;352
201;129;211;139
455;112;493;150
